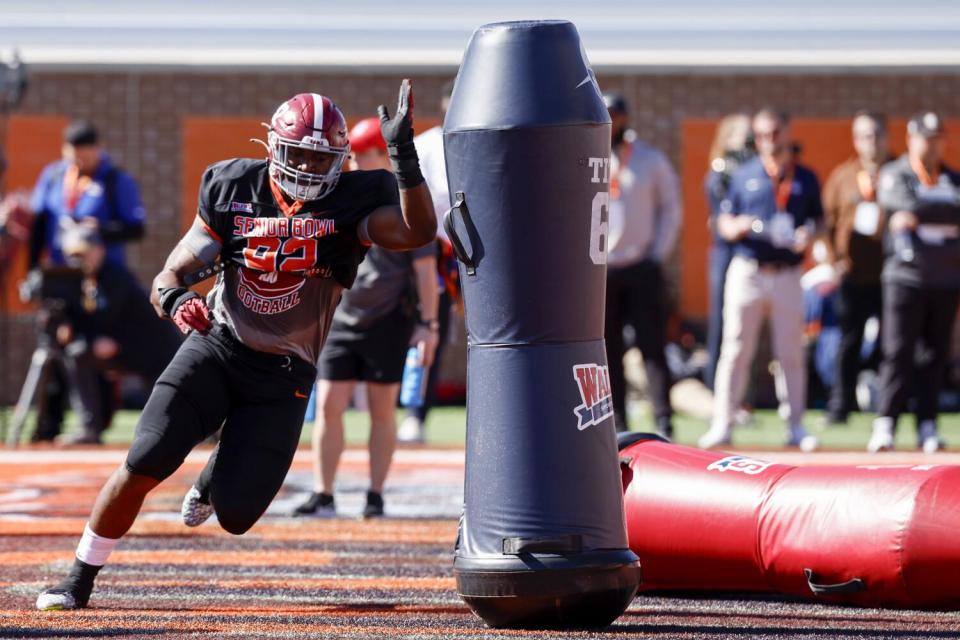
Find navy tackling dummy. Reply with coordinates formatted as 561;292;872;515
36;80;436;611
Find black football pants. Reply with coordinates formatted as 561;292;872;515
126;324;315;535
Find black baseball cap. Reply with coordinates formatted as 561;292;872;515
603;92;629;114
63;120;99;146
907;111;945;138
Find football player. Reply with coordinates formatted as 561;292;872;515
36;80;436;611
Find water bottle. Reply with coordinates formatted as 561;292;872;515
399;346;427;407
303;383;318;422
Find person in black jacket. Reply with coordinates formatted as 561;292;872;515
868;111;960;454
55;223;180;443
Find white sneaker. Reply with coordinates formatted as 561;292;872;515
36;589;79;611
698;424;732;449
733;409;754;427
918;420;945;455
867;417;894;453
786;425;819;453
181;485;214;527
922;436;944;455
397;416;425;444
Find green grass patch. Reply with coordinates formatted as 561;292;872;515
13;405;960;451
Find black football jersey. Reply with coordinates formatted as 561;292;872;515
196;159;399;364
198;158;398;288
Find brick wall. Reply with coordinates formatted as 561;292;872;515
2;69;960;404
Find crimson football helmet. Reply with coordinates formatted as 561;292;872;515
260;93;350;202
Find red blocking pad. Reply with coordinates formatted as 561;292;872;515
620;439;960;609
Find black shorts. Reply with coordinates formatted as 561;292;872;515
126;324;316;515
318;305;414;384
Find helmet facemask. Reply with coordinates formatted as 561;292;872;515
265;127;350;202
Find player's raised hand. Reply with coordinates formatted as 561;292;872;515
378;79;415;148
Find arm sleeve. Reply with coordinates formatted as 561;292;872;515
650;152;682;262
181;216;223;264
99;172;146;242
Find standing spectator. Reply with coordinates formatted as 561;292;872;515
29;120;145;269
292;117;439;518
26;120;146;441
822;111;889;424
398;79;457;444
704;113;753;391
868;112;960;454
602;92;681;436
700;108;821;452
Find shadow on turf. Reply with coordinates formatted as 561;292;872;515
0;629;167;638
610;594;959;637
603;625;960;638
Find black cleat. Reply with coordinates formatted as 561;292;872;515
36;559;101;611
362;491;384;519
292;492;335;518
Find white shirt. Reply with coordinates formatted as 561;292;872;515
414;125;450;240
607;138;683;267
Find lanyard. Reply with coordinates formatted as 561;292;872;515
909;156;940;187
763;158;794;211
610;141;633;201
62;164;92;215
855;169;877;202
268;178;304;217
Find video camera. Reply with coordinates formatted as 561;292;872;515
19;266;84;307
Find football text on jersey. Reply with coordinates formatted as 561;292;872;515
231;215;336;314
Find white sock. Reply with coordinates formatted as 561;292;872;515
873;416;894;435
75;524;119;567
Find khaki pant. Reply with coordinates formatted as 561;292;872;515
712;255;806;430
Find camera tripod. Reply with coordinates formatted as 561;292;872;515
5;301;87;447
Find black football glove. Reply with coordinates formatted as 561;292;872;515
377;79;424;189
